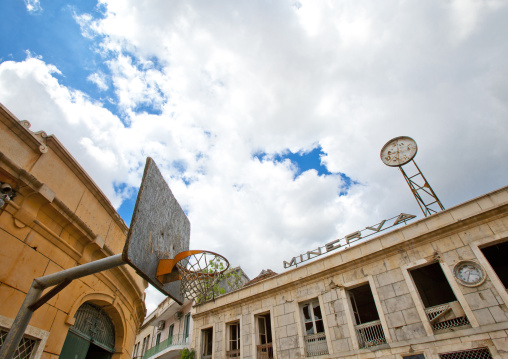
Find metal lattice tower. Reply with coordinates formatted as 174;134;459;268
399;160;445;217
380;136;444;218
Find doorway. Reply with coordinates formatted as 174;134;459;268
60;302;115;359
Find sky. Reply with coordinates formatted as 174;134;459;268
1;0;507;314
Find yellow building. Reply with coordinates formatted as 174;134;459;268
0;104;147;359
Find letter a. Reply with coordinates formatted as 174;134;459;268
393;213;416;225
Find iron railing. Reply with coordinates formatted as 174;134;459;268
304;332;328;356
424;302;470;331
226;349;241;358
143;334;189;359
425;303;451;322
257;343;273;359
355;320;386;348
432;316;470;331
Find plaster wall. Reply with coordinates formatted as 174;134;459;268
0;104;147;359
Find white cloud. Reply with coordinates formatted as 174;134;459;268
1;0;508;312
87;72;109;91
24;0;42;14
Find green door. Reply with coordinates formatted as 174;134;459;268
59;332;90;359
59;303;115;359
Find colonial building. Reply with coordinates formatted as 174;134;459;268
134;298;194;359
191;186;508;359
0;104;147;358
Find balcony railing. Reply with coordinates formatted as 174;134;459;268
257;343;274;359
424;302;470;332
355;320;386;348
143;334;189;359
304;332;329;357
226;349;241;358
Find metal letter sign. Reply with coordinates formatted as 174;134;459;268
283;213;416;268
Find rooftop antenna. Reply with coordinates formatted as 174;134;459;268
380;136;444;217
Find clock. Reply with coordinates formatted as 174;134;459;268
453;260;486;287
380;136;418;167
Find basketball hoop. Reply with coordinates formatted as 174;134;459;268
156;250;230;301
177;251;229;300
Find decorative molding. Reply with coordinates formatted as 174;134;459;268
19;120;48;153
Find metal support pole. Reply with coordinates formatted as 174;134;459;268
0;254;125;359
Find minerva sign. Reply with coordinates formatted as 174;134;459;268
283;213;416;268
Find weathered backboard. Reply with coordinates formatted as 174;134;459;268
122;157;190;304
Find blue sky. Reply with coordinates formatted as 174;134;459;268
1;0;342;226
0;1;120;113
1;0;507;313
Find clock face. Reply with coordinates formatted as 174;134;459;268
380;136;418;167
453;261;486;287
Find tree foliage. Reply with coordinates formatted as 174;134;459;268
195;258;244;304
179;348;195;359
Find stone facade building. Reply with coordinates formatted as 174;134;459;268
191;186;508;359
134;267;251;359
0;104;147;358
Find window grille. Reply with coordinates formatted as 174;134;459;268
0;329;37;359
439;347;493;359
355;320;387;348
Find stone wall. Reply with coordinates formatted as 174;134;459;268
192;186;508;358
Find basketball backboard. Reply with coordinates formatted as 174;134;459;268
122;157;190;304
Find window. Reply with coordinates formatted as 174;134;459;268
133;342;139;358
141;337;147;355
481;241;508;288
300;300;328;356
144;335;150;352
226;322;240;358
410;263;469;332
256;313;273;359
183;313;191;342
168;324;174;345
201;328;213;359
0;329;38;359
155;332;161;346
404;355;425;359
348;284;386;348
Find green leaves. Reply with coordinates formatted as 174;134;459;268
195;258;243;304
179;348;195;359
